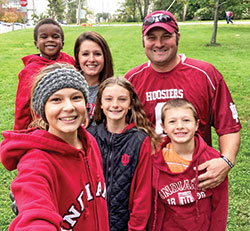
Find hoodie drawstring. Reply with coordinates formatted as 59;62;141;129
78;152;89;218
194;158;200;219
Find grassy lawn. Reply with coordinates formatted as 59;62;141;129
0;23;249;230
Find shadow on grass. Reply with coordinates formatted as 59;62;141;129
205;43;221;47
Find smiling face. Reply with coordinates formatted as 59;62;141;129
161;107;199;146
45;88;86;141
78;40;105;85
144;27;180;72
101;84;131;126
34;23;63;60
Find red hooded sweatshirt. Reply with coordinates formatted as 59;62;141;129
0;127;109;231
14;52;75;130
149;134;228;231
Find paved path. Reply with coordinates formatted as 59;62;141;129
97;21;250;27
1;21;250;34
0;24;30;34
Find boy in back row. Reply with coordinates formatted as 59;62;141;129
14;18;75;130
150;99;228;231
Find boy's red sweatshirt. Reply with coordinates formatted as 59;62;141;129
149;134;228;231
14;52;75;130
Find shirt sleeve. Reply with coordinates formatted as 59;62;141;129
9;151;62;231
128;136;152;231
148;181;166;231
14;69;35;130
211;68;241;136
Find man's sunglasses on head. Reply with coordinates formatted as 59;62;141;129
143;14;177;27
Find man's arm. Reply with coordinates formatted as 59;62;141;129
196;132;240;190
219;131;240;165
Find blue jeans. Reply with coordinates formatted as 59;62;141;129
226;16;233;24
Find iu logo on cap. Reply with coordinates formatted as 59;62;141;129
121;153;130;166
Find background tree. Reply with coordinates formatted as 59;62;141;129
143;0;250;21
32;13;47;24
116;0;139;22
135;0;151;20
183;0;188;21
47;0;66;21
210;0;220;45
96;12;110;22
2;11;17;22
153;0;195;21
119;0;152;21
65;0;93;24
66;0;78;23
222;0;250;19
0;0;8;6
83;6;94;23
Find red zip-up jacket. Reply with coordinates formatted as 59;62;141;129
14;52;75;130
149;134;228;231
0;127;109;231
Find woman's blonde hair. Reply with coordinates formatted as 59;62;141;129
94;76;162;153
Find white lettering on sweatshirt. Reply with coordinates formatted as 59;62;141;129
146;89;183;101
62;181;106;229
159;179;195;199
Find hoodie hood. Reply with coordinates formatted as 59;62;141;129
21;52;75;67
1;127;89;171
152;133;207;172
22;54;47;67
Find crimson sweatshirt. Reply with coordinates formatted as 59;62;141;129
14;52;75;130
0;127;109;231
149;134;228;231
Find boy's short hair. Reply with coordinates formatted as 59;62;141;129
34;18;64;42
161;99;199;124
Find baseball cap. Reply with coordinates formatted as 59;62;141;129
142;11;179;36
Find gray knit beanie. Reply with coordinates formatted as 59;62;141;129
32;67;89;122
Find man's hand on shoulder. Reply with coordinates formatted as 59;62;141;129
194;157;230;190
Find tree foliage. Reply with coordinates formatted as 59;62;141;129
135;0;151;20
47;0;66;21
1;0;249;24
65;0;78;23
0;0;8;5
116;0;152;21
116;0;140;22
118;0;250;22
65;0;93;24
96;12;110;22
2;11;17;22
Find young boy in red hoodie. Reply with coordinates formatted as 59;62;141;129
150;99;229;231
14;18;75;130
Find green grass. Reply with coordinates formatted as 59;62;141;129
0;23;249;230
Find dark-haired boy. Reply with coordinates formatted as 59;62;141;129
14;18;75;130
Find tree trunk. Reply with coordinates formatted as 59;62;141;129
144;0;150;19
77;0;81;25
183;3;187;22
210;0;220;45
135;0;143;21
